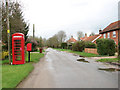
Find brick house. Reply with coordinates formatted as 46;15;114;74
99;20;120;45
80;33;102;44
67;36;77;44
67;36;77;49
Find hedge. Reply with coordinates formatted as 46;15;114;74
85;41;96;48
72;41;85;52
61;43;67;49
96;38;116;56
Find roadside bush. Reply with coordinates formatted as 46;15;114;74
67;45;72;50
96;38;116;56
2;45;8;51
30;41;38;52
118;41;120;58
72;41;85;52
2;51;9;60
85;41;96;48
61;43;67;49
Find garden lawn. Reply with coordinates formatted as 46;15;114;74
2;52;44;88
54;48;100;57
97;58;120;63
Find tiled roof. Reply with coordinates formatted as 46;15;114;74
80;37;87;41
100;20;120;33
67;37;77;43
81;34;101;42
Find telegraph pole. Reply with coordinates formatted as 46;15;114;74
33;24;35;40
6;0;11;64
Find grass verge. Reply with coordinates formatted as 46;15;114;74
2;52;44;88
54;48;100;57
96;58;120;63
2;63;33;88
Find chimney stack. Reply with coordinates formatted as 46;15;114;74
99;28;102;34
85;33;87;38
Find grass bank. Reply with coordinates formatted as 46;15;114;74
2;52;44;88
54;48;100;57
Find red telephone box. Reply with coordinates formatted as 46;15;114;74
12;33;25;65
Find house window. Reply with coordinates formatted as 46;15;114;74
113;31;116;37
103;34;106;38
108;33;110;38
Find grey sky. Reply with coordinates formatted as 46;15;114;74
20;0;119;40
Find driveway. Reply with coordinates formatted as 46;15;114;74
17;48;118;88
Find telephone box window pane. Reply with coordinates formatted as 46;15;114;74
14;39;22;60
14;40;21;44
13;36;22;38
15;56;22;61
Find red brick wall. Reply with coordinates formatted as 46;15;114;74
101;30;118;45
84;48;98;55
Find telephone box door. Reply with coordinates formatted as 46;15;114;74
12;33;25;64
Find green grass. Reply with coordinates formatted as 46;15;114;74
54;48;100;57
2;52;44;64
2;58;9;64
27;52;44;63
2;63;33;88
2;52;44;88
97;58;120;63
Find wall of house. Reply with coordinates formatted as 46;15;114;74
101;30;118;45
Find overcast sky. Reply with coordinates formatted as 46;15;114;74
20;0;119;40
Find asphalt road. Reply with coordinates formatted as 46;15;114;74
17;48;118;88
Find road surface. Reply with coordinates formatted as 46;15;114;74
17;48;118;88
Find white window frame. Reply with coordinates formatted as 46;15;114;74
113;31;116;37
103;34;106;38
107;33;110;38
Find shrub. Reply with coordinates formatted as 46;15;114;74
2;45;8;51
2;51;9;60
67;45;72;50
96;38;116;56
61;43;67;49
118;41;120;58
85;41;96;48
72;41;85;52
30;41;38;52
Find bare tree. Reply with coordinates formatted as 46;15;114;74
89;32;95;36
57;30;66;43
77;31;84;41
46;34;59;47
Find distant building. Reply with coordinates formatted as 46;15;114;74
99;20;120;45
80;33;102;44
67;36;77;47
67;36;77;44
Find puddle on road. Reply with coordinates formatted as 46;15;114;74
98;68;120;72
77;59;89;63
